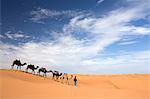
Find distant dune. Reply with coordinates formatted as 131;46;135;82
0;69;150;99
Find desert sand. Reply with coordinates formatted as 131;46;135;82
0;69;150;99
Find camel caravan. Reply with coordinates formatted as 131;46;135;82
11;59;75;85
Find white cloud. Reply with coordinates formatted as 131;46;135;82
0;34;5;39
1;0;150;74
118;40;138;45
63;0;150;51
4;31;30;40
0;36;99;72
29;8;84;23
86;51;150;66
0;41;149;73
64;5;150;35
97;0;104;4
81;50;150;73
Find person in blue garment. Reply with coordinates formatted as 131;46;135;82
74;76;77;86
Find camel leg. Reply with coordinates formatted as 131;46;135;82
58;77;59;81
26;68;28;72
11;65;14;69
52;74;54;79
56;76;58;81
17;66;18;70
33;70;35;74
17;66;20;70
43;73;46;77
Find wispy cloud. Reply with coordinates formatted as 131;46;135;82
4;31;30;40
0;41;149;73
1;0;150;73
81;50;150;73
29;8;84;23
97;0;104;4
0;34;5;39
118;40;138;45
62;1;150;55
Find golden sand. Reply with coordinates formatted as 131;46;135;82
0;69;150;99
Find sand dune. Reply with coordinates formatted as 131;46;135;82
0;69;150;99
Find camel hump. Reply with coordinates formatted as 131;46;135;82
49;70;52;72
14;59;19;63
27;64;34;68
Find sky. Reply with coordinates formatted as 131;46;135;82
0;0;150;74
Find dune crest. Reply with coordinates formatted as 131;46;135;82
0;69;150;99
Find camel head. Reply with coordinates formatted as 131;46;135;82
23;63;27;66
59;73;63;76
36;66;39;69
54;70;59;74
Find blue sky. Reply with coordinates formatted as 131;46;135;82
0;0;150;74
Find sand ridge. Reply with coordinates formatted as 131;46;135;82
0;69;150;99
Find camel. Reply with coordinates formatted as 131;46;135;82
60;73;73;85
26;64;39;74
38;67;51;77
11;59;27;70
60;73;68;83
50;70;63;81
54;71;63;80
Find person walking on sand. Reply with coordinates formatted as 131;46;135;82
67;75;73;85
74;76;77;86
